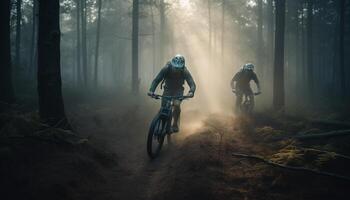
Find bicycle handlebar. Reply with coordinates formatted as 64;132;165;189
232;90;261;96
148;94;193;100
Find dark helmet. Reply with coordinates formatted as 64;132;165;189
171;54;185;68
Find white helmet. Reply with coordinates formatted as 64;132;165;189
243;63;254;71
171;54;185;68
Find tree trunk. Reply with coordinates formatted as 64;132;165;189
29;0;38;78
267;0;274;62
273;0;286;111
150;4;156;76
0;0;15;105
266;0;274;103
76;0;82;86
301;4;307;93
307;0;314;97
132;0;139;93
159;0;166;65
15;0;22;70
257;0;263;76
290;0;299;98
208;0;212;66
94;0;102;87
81;0;88;87
221;0;225;68
339;0;346;97
37;0;67;127
295;2;302;95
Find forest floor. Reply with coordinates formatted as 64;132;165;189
1;93;350;200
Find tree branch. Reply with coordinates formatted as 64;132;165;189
294;129;350;140
232;152;350;182
270;129;350;141
298;147;350;160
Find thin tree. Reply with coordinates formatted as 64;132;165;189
301;3;307;90
94;0;102;87
266;0;274;86
29;0;38;78
295;2;302;93
267;0;274;58
0;0;15;105
221;0;226;68
339;0;346;97
273;0;286;111
15;0;22;69
208;0;212;66
307;0;313;96
132;0;139;93
37;0;68;127
290;0;299;95
81;0;88;86
76;0;82;85
257;0;263;77
150;3;157;76
159;0;166;64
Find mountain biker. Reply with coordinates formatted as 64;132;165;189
148;54;196;133
231;63;261;113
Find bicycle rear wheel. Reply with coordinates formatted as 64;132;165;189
147;115;167;158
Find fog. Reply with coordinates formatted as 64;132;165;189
10;0;349;115
58;0;266;114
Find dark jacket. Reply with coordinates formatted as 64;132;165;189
231;69;260;92
150;62;196;95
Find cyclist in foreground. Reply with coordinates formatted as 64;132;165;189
148;54;196;133
231;63;261;113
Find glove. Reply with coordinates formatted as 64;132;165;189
187;92;194;98
147;91;154;97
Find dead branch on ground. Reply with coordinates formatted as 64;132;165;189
232;152;350;182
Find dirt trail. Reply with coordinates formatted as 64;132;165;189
3;95;350;200
71;100;194;200
69;99;350;200
102;116;209;199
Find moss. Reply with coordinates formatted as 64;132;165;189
270;146;305;166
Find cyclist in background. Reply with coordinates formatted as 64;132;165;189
231;63;261;113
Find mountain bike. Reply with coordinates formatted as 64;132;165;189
233;90;261;115
147;94;192;159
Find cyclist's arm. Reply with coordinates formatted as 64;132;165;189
149;67;167;92
184;68;196;94
231;78;236;89
231;72;240;90
252;73;261;92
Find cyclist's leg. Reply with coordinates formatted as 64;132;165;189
235;90;243;113
161;90;171;107
247;88;255;111
172;99;181;132
249;95;255;110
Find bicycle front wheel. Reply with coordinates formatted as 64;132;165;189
147;115;167;159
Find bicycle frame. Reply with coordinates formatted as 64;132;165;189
232;90;259;114
242;94;253;104
159;97;174;118
147;94;192;158
154;94;191;132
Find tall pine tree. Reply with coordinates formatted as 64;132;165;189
0;0;15;105
273;0;286;111
37;0;68;127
